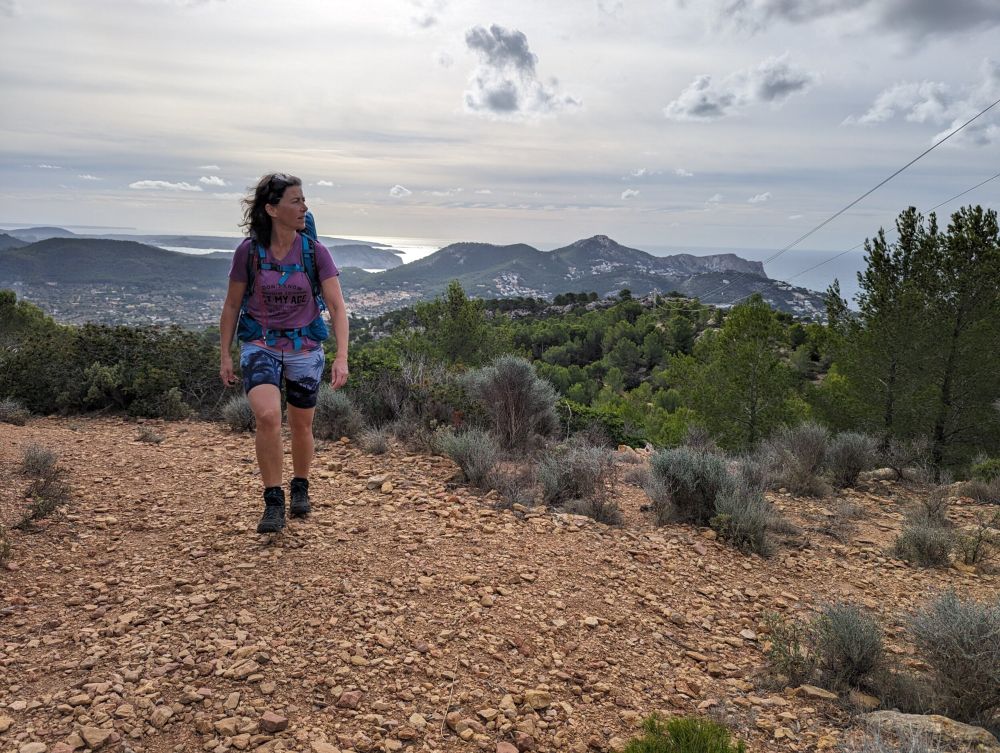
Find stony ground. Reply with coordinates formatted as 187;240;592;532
0;417;997;753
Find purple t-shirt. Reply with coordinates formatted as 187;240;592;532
230;235;339;352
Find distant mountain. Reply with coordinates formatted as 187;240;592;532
1;233;826;324
0;233;29;251
5;227;404;270
340;234;822;317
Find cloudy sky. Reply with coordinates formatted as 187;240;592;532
2;0;999;273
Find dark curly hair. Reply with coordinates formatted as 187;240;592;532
241;172;302;243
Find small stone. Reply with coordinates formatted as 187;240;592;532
795;685;839;701
81;725;114;749
381;481;394;493
849;689;880;711
150;705;174;728
497;743;519;753
739;629;757;641
523;689;552;710
609;737;628;752
311;743;341;753
19;744;48;753
366;475;388;490
260;711;288;733
0;715;13;733
692;542;707;556
336;690;363;709
408;713;427;728
515;732;535;750
583;616;599;628
214;717;240;736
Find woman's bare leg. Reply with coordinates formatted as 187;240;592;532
248;385;283;487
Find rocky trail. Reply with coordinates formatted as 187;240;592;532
0;418;997;753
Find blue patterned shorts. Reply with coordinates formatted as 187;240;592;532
240;343;325;409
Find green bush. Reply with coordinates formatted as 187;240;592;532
136;425;164;444
971;458;1000;483
313;385;363;440
826;431;880;488
17;474;71;529
623;714;746;753
910;590;1000;725
710;479;774;556
893;521;954;568
221;394;256;433
436;428;499;488
0;397;30;426
0;525;11;565
556;399;645;448
649;447;732;525
465;355;558;451
814;602;885;689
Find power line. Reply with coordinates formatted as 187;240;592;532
651;168;1000;315
690;94;1000;306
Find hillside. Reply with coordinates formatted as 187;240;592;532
1;417;998;753
339;236;822;318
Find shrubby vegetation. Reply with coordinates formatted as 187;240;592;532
623;714;746;753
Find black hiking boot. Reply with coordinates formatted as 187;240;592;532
289;477;311;518
257;487;286;534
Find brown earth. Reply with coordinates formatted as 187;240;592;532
0;417;997;753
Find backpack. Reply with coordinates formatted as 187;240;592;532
236;210;330;350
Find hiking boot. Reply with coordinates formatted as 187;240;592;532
289;477;311;518
257;487;286;533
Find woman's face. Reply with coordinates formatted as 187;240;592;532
267;185;308;232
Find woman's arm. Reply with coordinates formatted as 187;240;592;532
219;279;247;385
321;276;350;390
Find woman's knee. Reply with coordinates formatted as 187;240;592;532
287;407;315;434
255;407;282;433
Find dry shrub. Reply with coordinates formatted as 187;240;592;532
221;394;255;433
359;426;390;455
827;431;880;488
710;478;775;556
136;425;164;444
910;590;1000;725
464;355;558;451
914;487;951;526
538;441;615;506
0;397;30;426
314;385;363;440
763;612;819;687
648;446;731;525
21;444;57;477
17;474;71;529
814;602;885;689
761;422;831;497
962;477;1000;505
0;525;11;564
883;437;930;481
436;428;499;488
488;465;537;510
893;521;954;568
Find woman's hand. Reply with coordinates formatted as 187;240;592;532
220;355;238;386
330;355;349;390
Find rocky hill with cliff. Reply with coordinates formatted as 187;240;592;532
0;417;997;753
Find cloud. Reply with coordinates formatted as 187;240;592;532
675;168;694;177
199;175;227;186
429;187;464;196
436;50;455;68
316;180;335;187
789;214;803;219
464;24;581;118
630;167;649;177
129;180;203;192
847;58;1000;145
748;191;772;203
596;0;624;16
411;0;448;29
77;174;102;181
710;0;1000;41
664;54;817;120
198;164;221;170
0;0;19;16
208;192;244;200
38;164;62;169
707;193;724;202
390;184;412;197
474;189;492;194
621;188;640;199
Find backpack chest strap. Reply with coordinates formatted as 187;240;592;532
256;244;304;285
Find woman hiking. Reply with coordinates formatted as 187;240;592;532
219;173;349;533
